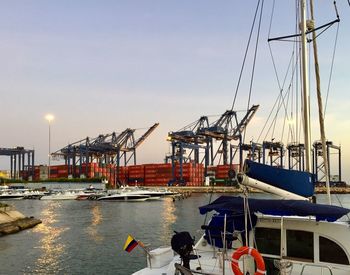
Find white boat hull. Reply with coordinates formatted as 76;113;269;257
133;215;350;275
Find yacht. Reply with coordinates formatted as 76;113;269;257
133;1;350;274
97;190;151;202
133;196;350;275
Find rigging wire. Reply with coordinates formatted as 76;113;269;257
230;0;261;111
204;1;264;224
243;0;264;144
324;17;339;115
258;0;300;144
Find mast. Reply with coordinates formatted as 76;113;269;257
309;0;332;204
300;0;312;173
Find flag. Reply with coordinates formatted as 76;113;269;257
123;235;138;253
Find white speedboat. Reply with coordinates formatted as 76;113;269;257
40;190;84;200
22;190;45;200
119;186;176;200
97;191;150;202
99;186;176;201
0;190;25;200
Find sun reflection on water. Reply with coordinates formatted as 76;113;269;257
31;202;68;274
161;198;177;243
86;203;103;243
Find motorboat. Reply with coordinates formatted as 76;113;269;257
40;189;85;200
0;187;45;200
0;189;25;200
22;190;45;200
119;186;175;200
97;190;151;202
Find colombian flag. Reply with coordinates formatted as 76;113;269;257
123;235;138;253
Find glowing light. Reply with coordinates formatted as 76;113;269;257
45;114;55;122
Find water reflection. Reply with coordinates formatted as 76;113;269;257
31;202;68;274
86;203;103;242
161;198;177;243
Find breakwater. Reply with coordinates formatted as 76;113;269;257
0;204;41;236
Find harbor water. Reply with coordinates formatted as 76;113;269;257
1;193;350;275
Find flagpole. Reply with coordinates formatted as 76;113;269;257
136;239;152;257
132;236;153;269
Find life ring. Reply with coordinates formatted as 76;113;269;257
231;246;266;275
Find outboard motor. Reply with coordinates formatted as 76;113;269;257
171;231;194;272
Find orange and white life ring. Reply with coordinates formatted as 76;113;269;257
231;246;266;275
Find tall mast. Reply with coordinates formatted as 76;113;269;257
300;0;312;173
309;0;332;204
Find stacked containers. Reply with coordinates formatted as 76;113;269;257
193;163;204;186
116;166;128;185
128;165;145;185
19;170;28;180
216;165;231;179
215;164;240;185
175;163;204;186
49;165;59;179
34;167;40;180
57;165;69;178
144;163;172;186
31;162;209;187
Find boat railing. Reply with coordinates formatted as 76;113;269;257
300;263;333;275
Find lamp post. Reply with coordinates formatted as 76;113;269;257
45;114;54;180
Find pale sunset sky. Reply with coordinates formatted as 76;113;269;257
1;1;350;182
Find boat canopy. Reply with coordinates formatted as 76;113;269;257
199;196;350;222
245;159;315;197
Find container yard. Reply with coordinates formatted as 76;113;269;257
25;162;239;188
0;109;345;188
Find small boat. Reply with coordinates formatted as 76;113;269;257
0;190;25;200
97;192;150;202
120;186;178;200
22;190;45;200
97;186;179;202
40;190;85;200
75;187;106;200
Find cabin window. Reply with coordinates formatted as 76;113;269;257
255;228;281;255
319;236;349;265
286;230;313;261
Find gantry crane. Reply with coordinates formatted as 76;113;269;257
167;105;259;184
52;123;159;180
0;147;35;180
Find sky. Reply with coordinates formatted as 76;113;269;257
1;1;350;182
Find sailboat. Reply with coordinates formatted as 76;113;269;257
133;1;350;274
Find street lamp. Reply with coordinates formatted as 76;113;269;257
45;114;54;179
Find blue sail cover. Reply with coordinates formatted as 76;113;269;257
199;196;350;222
245;159;315;197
